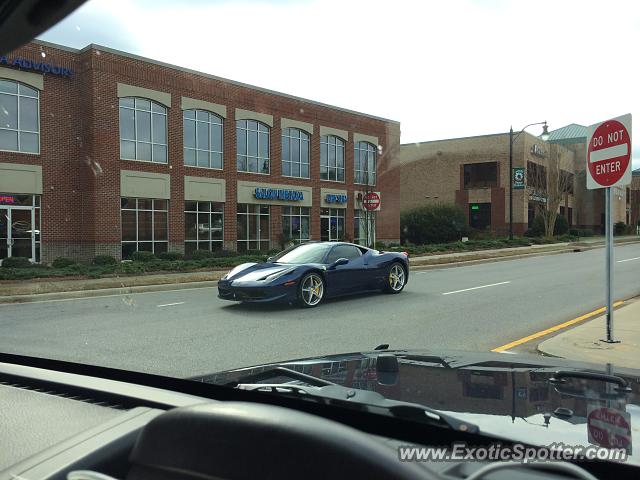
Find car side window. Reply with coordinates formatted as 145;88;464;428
326;245;362;263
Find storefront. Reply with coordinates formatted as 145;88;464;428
0;194;41;263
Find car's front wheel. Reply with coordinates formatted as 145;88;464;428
297;272;325;308
384;262;407;294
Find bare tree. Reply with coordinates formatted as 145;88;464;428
527;144;574;237
355;144;379;248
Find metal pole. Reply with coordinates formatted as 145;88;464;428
603;186;618;343
509;127;514;240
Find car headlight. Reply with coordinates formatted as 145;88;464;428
223;263;257;280
258;267;296;282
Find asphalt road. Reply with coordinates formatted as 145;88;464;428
1;243;639;378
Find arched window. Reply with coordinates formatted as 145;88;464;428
320;135;345;182
282;127;310;178
183;109;223;169
236;119;270;174
119;97;167;163
354;141;376;185
0;79;39;153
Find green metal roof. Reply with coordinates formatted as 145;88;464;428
633;168;640;176
545;123;588;144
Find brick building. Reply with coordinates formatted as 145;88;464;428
0;40;400;264
630;168;640;229
399;127;628;236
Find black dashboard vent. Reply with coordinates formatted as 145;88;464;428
0;379;130;410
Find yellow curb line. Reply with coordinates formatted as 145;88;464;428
491;301;625;352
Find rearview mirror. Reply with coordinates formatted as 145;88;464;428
329;258;349;269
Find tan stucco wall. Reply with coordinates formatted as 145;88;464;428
120;170;170;199
0;163;42;194
184;176;225;202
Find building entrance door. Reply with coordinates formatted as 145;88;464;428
0;205;37;263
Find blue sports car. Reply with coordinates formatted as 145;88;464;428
217;242;409;308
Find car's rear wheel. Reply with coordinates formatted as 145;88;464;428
384;262;406;294
298;272;325;308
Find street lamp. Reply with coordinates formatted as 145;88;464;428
508;121;549;240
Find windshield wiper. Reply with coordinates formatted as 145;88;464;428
236;382;478;434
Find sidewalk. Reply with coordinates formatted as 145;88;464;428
537;298;640;369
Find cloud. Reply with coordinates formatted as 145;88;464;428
39;0;640;168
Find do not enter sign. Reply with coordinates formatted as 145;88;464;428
362;192;381;211
587;406;632;453
587;114;632;189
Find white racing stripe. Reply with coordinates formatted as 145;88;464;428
442;281;510;295
590;144;628;163
157;302;185;307
617;256;640;263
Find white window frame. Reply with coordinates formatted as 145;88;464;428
236;120;270;174
281;128;310;179
183;109;224;169
282;206;310;243
320;135;345;183
354;141;377;186
120;197;169;257
237;203;270;251
184;201;224;252
0;79;40;154
320;208;345;242
119;97;168;164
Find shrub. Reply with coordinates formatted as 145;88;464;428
156;251;184;261
401;204;468;244
554;215;569;236
569;228;580;237
51;257;75;268
1;256;32;268
212;249;238;258
130;251;156;262
187;249;215;260
93;254;117;266
580;229;594;237
614;221;627;236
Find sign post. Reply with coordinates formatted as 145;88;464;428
586;114;632;343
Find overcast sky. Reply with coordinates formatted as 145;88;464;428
38;0;639;169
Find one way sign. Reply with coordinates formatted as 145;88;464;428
586;114;632;189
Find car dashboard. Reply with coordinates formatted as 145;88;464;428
0;359;628;480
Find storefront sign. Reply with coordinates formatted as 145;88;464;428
531;144;546;158
0;56;74;78
254;187;304;201
0;195;16;205
513;167;525;189
325;193;347;204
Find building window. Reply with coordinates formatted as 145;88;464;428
527;161;547;190
463;162;497;189
183;110;223;169
320;135;345;182
237;204;270;252
282;128;310;178
119;97;167;163
354;141;377;185
469;203;491;230
320;208;345;241
354;209;376;247
185;201;224;255
237;120;270;174
0;79;39;153
282;206;310;243
121;198;168;258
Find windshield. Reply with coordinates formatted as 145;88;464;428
1;0;639;469
271;243;332;264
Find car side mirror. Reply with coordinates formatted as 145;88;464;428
266;256;275;262
329;258;349;269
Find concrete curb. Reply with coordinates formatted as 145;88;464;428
0;280;219;304
1;238;638;304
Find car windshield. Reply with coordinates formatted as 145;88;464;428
1;0;640;470
271;243;333;264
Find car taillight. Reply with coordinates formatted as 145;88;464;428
402;251;409;257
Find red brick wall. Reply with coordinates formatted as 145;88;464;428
0;41;400;261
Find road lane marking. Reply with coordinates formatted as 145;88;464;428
491;301;625;352
157;302;185;307
617;256;640;263
442;281;510;295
